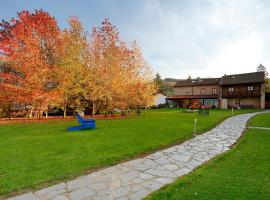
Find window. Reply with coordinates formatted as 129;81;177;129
229;87;234;92
212;88;217;94
201;88;206;94
248;86;254;91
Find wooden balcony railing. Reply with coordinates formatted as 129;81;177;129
222;91;261;98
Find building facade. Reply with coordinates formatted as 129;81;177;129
167;72;265;109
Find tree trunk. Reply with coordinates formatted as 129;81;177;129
73;110;76;118
63;106;67;118
45;110;48;118
29;109;33;119
92;102;95;116
137;106;141;115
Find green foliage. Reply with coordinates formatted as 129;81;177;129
154;73;163;94
154;73;174;96
257;64;269;77
257;64;270;92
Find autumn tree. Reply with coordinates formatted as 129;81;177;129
59;17;90;117
0;10;62;117
125;42;157;112
0;12;156;117
89;19;156;115
89;19;126;115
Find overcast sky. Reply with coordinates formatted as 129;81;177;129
1;0;270;79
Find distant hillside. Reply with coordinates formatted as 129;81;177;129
164;78;182;86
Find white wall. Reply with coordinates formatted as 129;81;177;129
154;94;167;105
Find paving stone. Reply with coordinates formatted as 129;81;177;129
131;185;143;192
141;181;163;191
9;193;39;200
93;194;113;200
121;171;138;182
189;159;202;167
118;197;129;200
139;172;155;180
97;189;111;196
145;168;176;178
109;178;121;189
162;163;179;171
170;154;191;162
154;157;171;165
174;167;192;176
162;147;177;153
154;177;175;184
143;159;157;167
35;183;66;199
70;187;94;200
88;183;107;191
112;187;129;198
129;188;150;200
131;178;144;184
67;176;92;191
50;194;69;200
134;164;149;171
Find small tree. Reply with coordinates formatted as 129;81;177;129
257;64;270;92
154;73;164;94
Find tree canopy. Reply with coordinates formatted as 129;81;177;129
0;10;157;117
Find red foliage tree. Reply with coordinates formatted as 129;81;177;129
0;10;62;117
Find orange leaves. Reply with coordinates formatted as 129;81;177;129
89;19;157;111
0;9;62;112
0;11;156;117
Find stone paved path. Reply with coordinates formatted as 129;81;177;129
7;112;267;200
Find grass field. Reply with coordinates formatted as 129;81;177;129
249;112;270;128
146;112;270;200
0;109;258;197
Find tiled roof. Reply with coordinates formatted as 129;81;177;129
173;72;265;87
220;72;264;85
173;78;220;87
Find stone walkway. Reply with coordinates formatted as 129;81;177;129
7;112;267;200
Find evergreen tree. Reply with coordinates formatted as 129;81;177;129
257;64;270;92
154;73;164;94
257;64;269;77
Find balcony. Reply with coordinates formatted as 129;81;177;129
222;90;261;98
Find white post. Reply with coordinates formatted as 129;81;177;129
231;108;234;116
193;118;197;137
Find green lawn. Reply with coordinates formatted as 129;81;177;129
249;112;270;128
0;109;258;197
146;112;270;200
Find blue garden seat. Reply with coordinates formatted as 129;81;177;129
68;114;96;131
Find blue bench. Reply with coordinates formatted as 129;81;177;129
68;114;96;131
